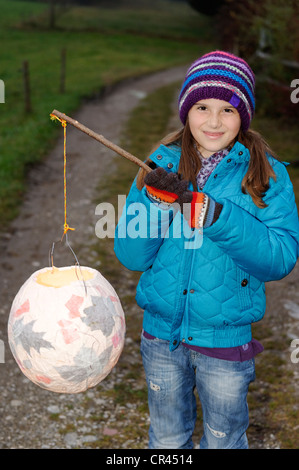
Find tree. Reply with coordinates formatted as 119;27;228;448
48;0;70;29
186;0;224;16
215;0;299;121
49;0;56;29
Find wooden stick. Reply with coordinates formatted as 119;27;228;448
51;109;151;173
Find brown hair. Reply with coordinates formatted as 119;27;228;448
137;121;277;208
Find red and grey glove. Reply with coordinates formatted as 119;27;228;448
144;167;222;229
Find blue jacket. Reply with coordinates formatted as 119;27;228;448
114;142;299;350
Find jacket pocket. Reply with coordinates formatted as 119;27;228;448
237;269;253;311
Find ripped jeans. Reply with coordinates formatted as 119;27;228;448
140;334;255;449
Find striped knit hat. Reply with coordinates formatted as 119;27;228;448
178;50;255;131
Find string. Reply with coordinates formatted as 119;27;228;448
49;233;87;296
49;114;86;295
50;113;75;239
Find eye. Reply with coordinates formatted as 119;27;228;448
196;105;207;111
223;108;234;113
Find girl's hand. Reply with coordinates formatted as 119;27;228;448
144;167;212;229
144;167;192;205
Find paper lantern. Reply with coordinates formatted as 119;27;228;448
7;265;125;394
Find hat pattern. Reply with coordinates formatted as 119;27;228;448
178;51;255;131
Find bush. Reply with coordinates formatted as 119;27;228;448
215;0;299;121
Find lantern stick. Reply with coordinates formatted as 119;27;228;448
50;109;152;173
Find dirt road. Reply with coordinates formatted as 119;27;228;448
0;66;298;449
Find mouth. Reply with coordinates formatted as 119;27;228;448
203;131;224;139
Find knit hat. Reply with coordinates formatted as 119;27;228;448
178;50;255;131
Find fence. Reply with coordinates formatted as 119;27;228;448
22;48;67;114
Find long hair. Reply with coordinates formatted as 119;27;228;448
137;121;277;208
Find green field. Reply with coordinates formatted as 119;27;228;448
0;0;213;226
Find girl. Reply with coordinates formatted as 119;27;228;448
114;51;299;449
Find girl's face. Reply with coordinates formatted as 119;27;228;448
188;98;241;158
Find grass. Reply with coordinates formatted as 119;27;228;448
249;320;299;449
26;1;212;42
0;0;214;227
120;81;180;158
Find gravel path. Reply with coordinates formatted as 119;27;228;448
0;65;298;449
0;66;187;449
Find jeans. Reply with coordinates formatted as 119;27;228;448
140;334;256;449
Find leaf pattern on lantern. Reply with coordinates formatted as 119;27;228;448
55;345;113;383
11;317;54;356
82;296;116;336
14;299;30;317
65;294;84;319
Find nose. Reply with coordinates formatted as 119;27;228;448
208;111;221;128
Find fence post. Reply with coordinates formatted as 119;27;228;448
23;60;32;114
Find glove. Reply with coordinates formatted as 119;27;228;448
144;167;221;229
144;167;191;205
